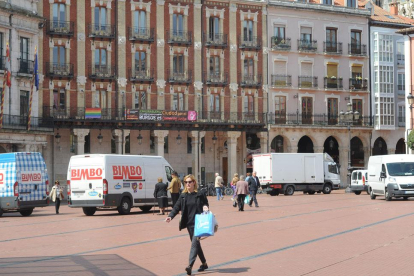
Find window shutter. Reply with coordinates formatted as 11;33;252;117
274;61;286;75
301;62;312;76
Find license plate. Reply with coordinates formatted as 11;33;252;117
405;191;414;194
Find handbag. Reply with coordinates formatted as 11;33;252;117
194;211;218;238
244;195;250;204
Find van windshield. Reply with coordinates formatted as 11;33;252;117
328;164;339;174
386;162;414;176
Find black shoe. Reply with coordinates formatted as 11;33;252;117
198;263;208;272
185;266;192;275
249;204;252;207
255;205;259;208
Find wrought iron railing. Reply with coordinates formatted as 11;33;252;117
45;62;74;78
128;27;154;42
268;113;373;127
88;24;115;38
323;41;342;54
1;115;53;131
239;74;262;87
324;77;343;90
348;43;367;56
398;116;405;127
271;75;291;87
298;76;318;88
271;37;291;51
167;70;192;84
298;39;317;52
129;68;154;82
199;112;266;124
46;20;75;36
239;35;261;49
167;30;192;45
18;59;34;75
89;65;116;80
204;33;228;47
349;78;368;91
204;72;228;85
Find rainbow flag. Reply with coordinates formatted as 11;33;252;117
85;108;101;119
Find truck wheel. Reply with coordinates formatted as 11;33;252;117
370;190;376;200
385;190;392;201
303;191;308;194
308;191;316;195
20;208;34;217
139;206;152;213
284;186;295;196
403;197;409;200
118;197;132;215
354;191;361;195
82;207;97;216
322;184;332;194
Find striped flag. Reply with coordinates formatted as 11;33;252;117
0;41;10;129
27;46;38;131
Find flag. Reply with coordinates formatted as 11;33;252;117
27;46;37;131
34;47;39;91
5;42;10;87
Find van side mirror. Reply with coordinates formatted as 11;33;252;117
380;171;386;179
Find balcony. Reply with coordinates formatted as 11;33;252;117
89;65;116;80
239;74;262;88
298;39;317;52
271;37;291;51
348;44;367;56
398;86;405;95
167;30;192;45
88;24;115;39
204;72;228;86
298;76;318;89
204;33;228;48
349;78;368;91
324;77;343;90
268;113;373;127
239;36;261;50
199;112;266;124
397;54;405;65
398;116;406;127
45;62;74;79
46;20;74;36
271;74;291;88
43;106;125;121
128;27;154;43
129;68;154;83
18;59;34;75
323;42;342;55
167;70;192;84
1;114;53;131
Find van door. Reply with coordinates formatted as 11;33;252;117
351;171;357;186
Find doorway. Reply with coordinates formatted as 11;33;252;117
222;157;228;185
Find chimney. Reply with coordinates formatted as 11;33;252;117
389;2;399;16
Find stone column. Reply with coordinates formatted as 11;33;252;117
123;129;131;154
191;131;200;182
73;129;90;155
258;132;268;153
339;147;349;189
314;146;324;153
227;132;241;183
156;0;166;109
388;148;396;155
76;0;86;109
229;4;238;114
287;146;298;153
112;129;123;154
153;130;168;157
117;0;127;109
364;147;371;168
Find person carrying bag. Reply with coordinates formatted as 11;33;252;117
49;180;64;214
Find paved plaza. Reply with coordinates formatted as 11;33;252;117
1;191;414;276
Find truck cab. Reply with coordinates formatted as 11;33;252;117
324;158;341;190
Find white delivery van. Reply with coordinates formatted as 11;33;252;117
67;154;174;215
350;169;369;195
368;154;414;201
0;152;49;216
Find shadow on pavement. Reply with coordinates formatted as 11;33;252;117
201;267;250;274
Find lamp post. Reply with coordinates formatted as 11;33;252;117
340;102;360;190
407;93;414;129
212;131;217;175
176;131;182;145
137;130;143;145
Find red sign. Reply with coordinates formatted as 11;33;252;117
139;183;143;189
112;166;143;180
22;173;42;183
0;172;4;185
71;168;103;181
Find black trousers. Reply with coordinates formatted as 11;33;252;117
187;225;206;267
249;190;259;207
171;193;179;209
55;198;61;214
237;194;246;211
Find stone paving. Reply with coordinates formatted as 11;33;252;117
1;191;414;275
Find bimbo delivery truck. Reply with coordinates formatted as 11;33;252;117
0;152;49;216
253;153;340;196
67;154;174;216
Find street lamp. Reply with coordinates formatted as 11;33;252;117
277;138;282;152
176;131;182;145
340;102;360;189
137;130;143;145
247;134;252;147
407;93;414;129
97;130;103;145
212;131;217;173
55;129;61;144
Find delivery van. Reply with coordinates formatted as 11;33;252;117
67;154;174;215
0;152;49;216
350;169;369;195
368;155;414;201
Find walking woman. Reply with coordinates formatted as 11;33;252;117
235;175;249;212
165;174;209;275
50;180;64;214
154;177;168;215
231;173;239;201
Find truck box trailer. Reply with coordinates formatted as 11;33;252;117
253;153;340;196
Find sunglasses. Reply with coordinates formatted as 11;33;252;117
184;181;193;184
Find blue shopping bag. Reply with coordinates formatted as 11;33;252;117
194;212;217;238
244;195;250;204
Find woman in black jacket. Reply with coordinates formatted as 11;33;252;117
165;174;209;275
154;177;168;215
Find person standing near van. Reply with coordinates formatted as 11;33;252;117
50;180;64;214
154;177;168;215
168;171;181;208
214;172;224;200
165;174;209;275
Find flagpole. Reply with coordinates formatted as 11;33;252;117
0;79;5;129
27;46;38;131
0;41;10;129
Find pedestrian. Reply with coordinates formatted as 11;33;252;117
165;174;209;275
235;175;249;211
231;173;239;201
245;172;252;183
50;180;64;214
214;172;224;200
154;177;168;215
248;171;261;208
168;171;181;208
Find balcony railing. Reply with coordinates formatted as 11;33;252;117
204;72;228;86
398;116;406;127
129;68;154;82
46;20;74;36
204;33;228;47
398;85;405;94
298;76;318;88
348;43;367;56
324;77;343;90
0;56;5;71
349;78;368;91
88;24;115;39
199;112;266;124
1;114;53;131
239;36;261;50
45;62;74;78
271;37;291;51
167;70;192;84
298;39;317;52
128;27;154;42
323;42;342;54
397;54;405;65
18;59;34;75
239;74;262;87
271;74;291;87
268;113;373;127
89;65;116;80
167;30;192;45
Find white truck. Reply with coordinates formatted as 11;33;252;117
67;154;174;215
253;153;340;196
368;154;414;201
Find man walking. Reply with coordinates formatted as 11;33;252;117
168;171;181;208
248;171;260;207
214;172;224;201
